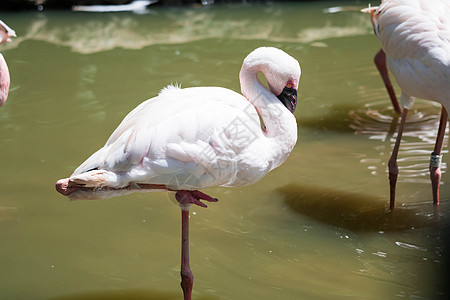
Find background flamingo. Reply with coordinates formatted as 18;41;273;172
56;47;301;299
0;20;16;107
363;0;450;210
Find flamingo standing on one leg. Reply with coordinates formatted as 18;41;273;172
55;47;301;299
0;20;16;107
363;0;450;210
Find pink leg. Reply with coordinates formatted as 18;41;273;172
175;190;218;300
388;108;409;210
374;49;401;114
180;209;193;300
430;107;448;205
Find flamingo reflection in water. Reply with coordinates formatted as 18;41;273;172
0;20;16;107
56;47;301;299
363;0;450;210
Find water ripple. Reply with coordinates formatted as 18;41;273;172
349;93;448;184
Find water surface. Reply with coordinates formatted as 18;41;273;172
0;1;449;300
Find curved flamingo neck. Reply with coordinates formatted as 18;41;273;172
239;64;296;137
239;63;298;168
0;53;10;107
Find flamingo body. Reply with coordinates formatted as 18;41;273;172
364;0;450;209
368;0;450;110
57;47;300;199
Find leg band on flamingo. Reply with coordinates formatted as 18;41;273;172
430;153;443;168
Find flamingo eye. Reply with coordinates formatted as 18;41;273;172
286;82;293;88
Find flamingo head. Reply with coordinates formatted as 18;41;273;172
264;53;300;114
0;20;16;44
248;47;301;114
275;80;297;113
239;47;301;114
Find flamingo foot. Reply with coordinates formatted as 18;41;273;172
175;190;218;210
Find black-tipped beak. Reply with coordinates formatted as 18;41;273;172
277;86;297;113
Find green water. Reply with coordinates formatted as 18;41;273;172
0;1;449;299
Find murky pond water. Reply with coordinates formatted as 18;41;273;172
1;1;449;299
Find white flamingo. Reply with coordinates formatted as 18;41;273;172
0;20;16;107
56;47;301;299
363;0;450;210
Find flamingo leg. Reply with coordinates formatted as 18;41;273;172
430;107;448;205
374;49;401;114
175;190;218;300
388;108;409;210
180;209;193;300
